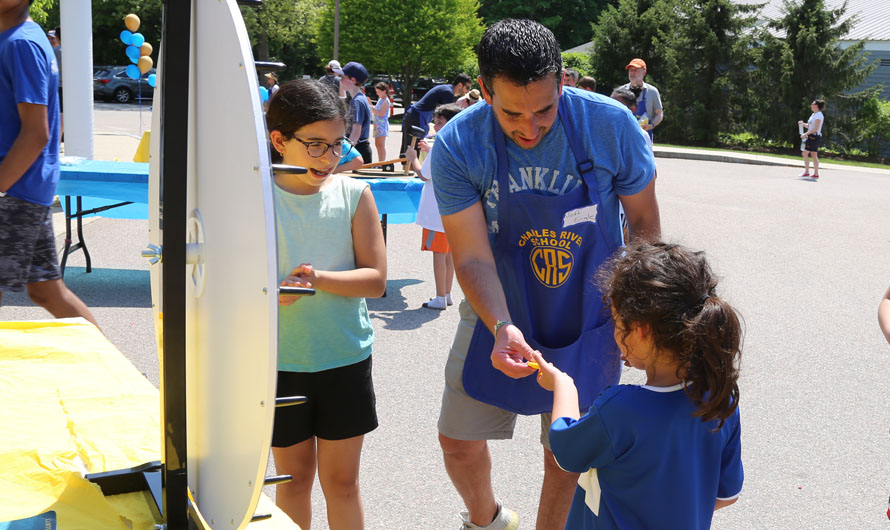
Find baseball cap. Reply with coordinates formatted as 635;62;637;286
333;61;368;84
625;58;647;70
327;60;341;70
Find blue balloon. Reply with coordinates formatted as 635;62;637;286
126;64;140;80
120;30;133;45
131;32;145;47
259;86;269;103
125;45;140;64
147;73;157;88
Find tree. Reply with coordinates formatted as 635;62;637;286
588;0;665;97
42;0;163;67
317;0;484;106
477;0;612;51
240;0;326;81
745;0;877;146
655;0;759;145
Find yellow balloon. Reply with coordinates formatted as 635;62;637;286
124;14;140;33
140;42;153;57
137;56;153;74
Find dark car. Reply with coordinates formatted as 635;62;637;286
410;77;448;102
366;75;403;107
93;66;156;103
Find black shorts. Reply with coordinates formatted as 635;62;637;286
804;134;823;152
0;195;62;291
272;355;377;447
354;140;373;164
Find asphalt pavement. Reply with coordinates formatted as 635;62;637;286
2;103;889;529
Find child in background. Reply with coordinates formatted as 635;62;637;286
371;81;390;162
405;103;462;310
266;79;387;530
533;241;744;529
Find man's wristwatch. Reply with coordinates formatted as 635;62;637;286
493;319;514;337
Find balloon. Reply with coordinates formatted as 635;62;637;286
120;30;133;45
137;56;153;74
124;14;140;32
147;74;157;88
140;42;153;57
126;45;140;64
131;32;145;48
126;64;140;79
259;86;269;103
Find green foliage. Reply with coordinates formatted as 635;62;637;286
589;0;664;96
28;0;54;25
41;1;163;67
240;0;326;81
477;0;611;50
562;52;592;78
317;0;484;105
745;0;877;146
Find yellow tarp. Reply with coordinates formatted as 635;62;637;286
0;319;297;529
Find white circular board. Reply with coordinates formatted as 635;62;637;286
148;1;279;527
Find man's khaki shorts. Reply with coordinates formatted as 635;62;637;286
437;299;554;451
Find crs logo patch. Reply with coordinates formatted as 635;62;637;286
518;228;584;288
530;246;573;288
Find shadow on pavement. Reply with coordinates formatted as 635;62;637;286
368;278;443;330
1;267;152;308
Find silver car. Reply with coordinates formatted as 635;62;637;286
93;66;156;103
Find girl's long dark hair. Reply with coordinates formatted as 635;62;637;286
265;79;348;163
598;241;742;430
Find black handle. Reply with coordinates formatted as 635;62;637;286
272;164;308;175
255;61;287;72
279;286;315;296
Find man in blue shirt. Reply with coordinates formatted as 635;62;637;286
336;61;374;163
431;19;660;529
0;0;97;327
399;73;472;160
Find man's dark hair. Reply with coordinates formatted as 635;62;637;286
476;19;562;95
451;73;472;87
54;26;60;40
578;76;597;91
433;103;462;122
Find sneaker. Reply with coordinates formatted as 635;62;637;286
423;296;447;310
811;174;819;179
458;503;519;530
445;293;454;306
799;172;810;177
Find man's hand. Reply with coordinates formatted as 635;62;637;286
641;123;654;131
491;323;537;378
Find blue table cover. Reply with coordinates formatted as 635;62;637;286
58;159;423;224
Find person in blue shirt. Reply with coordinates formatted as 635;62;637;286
432;18;660;530
399;73;472;161
533;241;744;529
335;61;374;164
0;0;97;328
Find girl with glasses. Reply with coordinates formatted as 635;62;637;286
266;79;387;530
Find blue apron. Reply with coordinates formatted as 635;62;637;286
462;93;622;415
634;87;654;142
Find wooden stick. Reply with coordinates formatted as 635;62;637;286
358;158;407;169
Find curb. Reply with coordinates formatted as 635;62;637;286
652;147;890;175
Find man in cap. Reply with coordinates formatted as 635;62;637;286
618;58;663;141
264;72;279;97
335;61;374;163
319;59;341;94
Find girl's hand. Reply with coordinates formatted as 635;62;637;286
417;139;431;153
532;350;571;391
279;263;317;305
798;120;805;126
801;134;807;139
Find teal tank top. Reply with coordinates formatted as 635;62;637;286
274;175;374;372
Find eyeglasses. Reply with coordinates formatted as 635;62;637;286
291;136;352;158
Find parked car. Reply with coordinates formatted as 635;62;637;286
93;66;156;103
365;75;403;107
